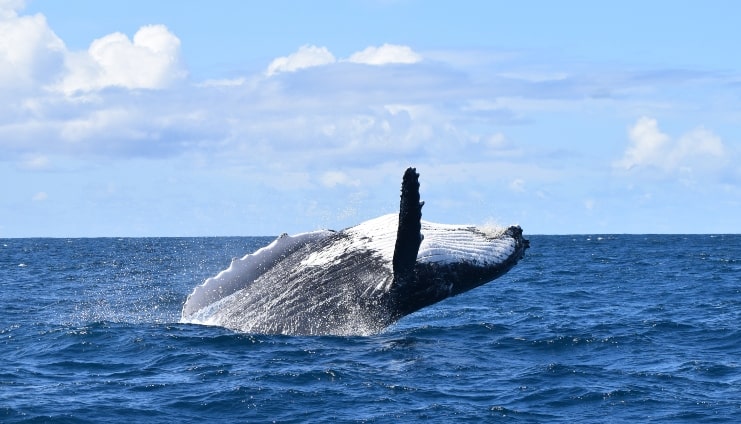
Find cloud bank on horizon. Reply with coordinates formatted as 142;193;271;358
1;0;740;236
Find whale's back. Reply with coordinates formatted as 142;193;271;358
182;215;400;335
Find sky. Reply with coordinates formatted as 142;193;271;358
1;0;740;237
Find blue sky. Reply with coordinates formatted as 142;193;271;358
2;0;740;237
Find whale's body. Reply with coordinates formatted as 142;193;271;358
181;168;528;335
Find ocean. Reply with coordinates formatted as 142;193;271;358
1;235;739;422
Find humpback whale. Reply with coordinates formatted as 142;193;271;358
181;168;528;336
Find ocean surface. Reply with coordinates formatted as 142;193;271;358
1;234;739;422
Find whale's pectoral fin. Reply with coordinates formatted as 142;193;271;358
392;167;424;286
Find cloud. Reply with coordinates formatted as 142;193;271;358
614;117;670;170
614;116;728;174
1;3;185;95
3;2;736;217
20;154;50;170
0;6;65;89
265;44;423;76
347;43;422;65
197;77;246;88
320;171;360;188
509;178;526;192
265;45;335;76
61;107;142;143
0;0;24;19
60;24;186;93
32;191;47;201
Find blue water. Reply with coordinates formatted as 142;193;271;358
2;235;740;422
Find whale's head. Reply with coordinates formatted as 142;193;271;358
390;220;529;317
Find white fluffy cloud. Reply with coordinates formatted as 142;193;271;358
347;43;422;65
615;117;669;170
60;24;186;93
0;6;65;89
1;1;184;94
265;45;335;76
615;116;727;174
265;43;422;76
0;0;24;19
